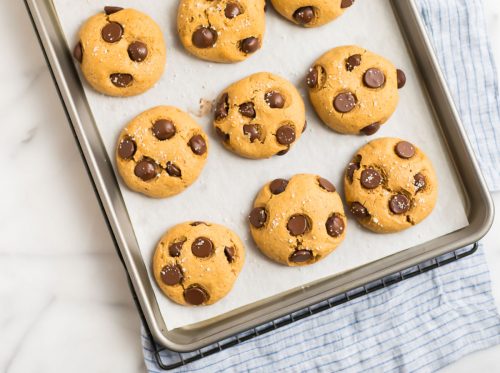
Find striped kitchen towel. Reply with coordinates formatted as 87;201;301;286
142;0;500;371
419;0;500;191
142;246;499;372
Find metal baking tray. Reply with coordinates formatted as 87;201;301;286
25;0;494;352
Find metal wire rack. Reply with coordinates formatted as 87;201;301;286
131;243;478;371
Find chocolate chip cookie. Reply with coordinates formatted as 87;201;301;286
307;46;406;135
73;7;166;97
249;174;346;266
214;72;306;159
270;0;355;28
177;0;266;63
153;221;245;306
344;138;437;233
116;106;208;198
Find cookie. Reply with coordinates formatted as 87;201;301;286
153;221;245;306
249;174;346;266
271;0;354;28
213;72;306;159
177;0;266;63
73;7;166;97
116;106;208;198
307;46;406;135
344;138;437;233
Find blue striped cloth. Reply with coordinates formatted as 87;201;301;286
142;0;500;371
419;0;500;191
143;246;500;372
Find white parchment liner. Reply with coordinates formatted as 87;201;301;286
53;0;468;330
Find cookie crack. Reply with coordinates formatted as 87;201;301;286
173;257;187;291
376;170;417;222
203;7;214;30
294;238;304;250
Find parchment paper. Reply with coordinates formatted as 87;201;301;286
53;0;469;330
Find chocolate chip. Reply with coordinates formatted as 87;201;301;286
240;37;260;54
276;125;295;145
360;168;382;189
265;91;285;108
293;7;315;25
189;135;207;155
397;69;406;89
192;27;217;48
215;127;229;142
360;122;380;136
184;285;209;305
110;73;133;88
224;247;236;263
190;221;208;226
414;173;426;192
287;214;309;236
346;156;361;182
134;159;157;181
160;265;183;286
306;65;326;89
350;202;369;218
289;250;313;263
363;68;386;88
152;120;175;140
318;177;336;192
225;2;242;18
239;102;256;118
101;22;123;43
269;179;288;195
346;54;361;71
104;6;123;15
169;241;184;257
118;137;136;159
73;42;83;63
389;194;411;214
341;0;354;8
166;162;182;177
191;237;214;258
215;93;229;121
333;92;356;113
395;141;415;159
128;41;148;62
326;214;345;237
276;148;289;156
249;207;267;228
243;124;260;142
306;68;318;88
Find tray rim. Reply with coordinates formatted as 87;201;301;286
25;0;494;352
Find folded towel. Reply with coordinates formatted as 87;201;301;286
142;0;500;371
419;0;500;191
142;246;500;372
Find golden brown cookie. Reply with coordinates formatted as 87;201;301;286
344;138;438;233
116;106;208;198
153;222;245;306
177;0;266;63
73;6;166;97
213;72;306;159
249;174;347;266
307;46;407;135
270;0;354;28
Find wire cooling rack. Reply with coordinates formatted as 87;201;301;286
130;243;478;371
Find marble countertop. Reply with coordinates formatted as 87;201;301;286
1;1;499;372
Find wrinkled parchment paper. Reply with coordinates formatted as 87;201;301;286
53;0;468;330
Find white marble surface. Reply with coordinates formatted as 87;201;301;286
0;1;498;372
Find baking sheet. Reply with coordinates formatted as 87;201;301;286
53;0;468;330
